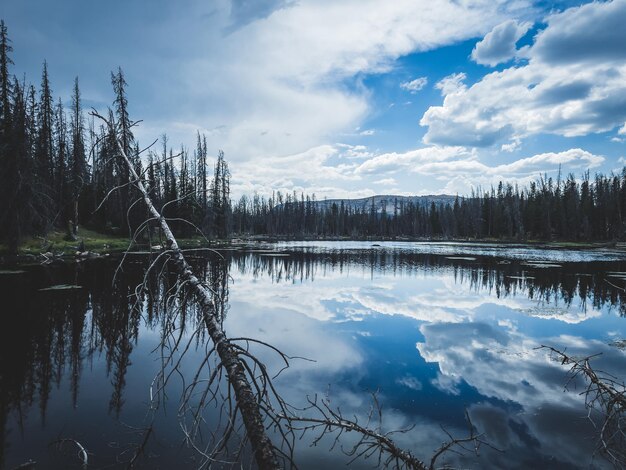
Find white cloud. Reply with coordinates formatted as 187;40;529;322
409;149;603;192
501;138;521;153
356;146;474;175
400;76;428;93
434;72;467;96
357;146;602;178
373;178;396;186
471;19;531;67
497;148;603;173
237;142;604;199
231;144;362;197
136;0;537;163
421;1;626;148
531;0;626;65
356;145;602;197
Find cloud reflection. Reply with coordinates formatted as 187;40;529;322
224;250;625;468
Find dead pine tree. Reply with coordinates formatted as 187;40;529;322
91;110;282;470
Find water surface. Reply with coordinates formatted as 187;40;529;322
1;242;625;469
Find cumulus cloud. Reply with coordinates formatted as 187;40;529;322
417;148;603;194
373;178;396;186
230;139;604;199
356;146;474;175
357;146;602;179
434;72;467;96
400;76;428;93
471;19;531;66
531;0;626;65
144;0;535;165
232;140;602;199
231;144;364;197
421;1;626;148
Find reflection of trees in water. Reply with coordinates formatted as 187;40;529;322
0;250;624;466
231;249;626;315
0;264;90;466
0;254;234;467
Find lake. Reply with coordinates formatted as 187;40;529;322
1;242;625;469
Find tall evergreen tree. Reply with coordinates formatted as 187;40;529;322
68;77;86;237
0;20;13;245
210;150;230;238
36;61;54;181
0;20;12;127
110;67;135;234
2;79;37;253
54;97;68;227
33;61;55;233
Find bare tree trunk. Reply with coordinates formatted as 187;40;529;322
94;112;280;469
73;200;79;237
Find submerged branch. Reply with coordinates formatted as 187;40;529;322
540;345;626;467
278;393;493;470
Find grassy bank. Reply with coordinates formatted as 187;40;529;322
0;228;232;257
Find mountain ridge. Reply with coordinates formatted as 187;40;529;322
311;194;457;213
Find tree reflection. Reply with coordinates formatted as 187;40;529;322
0;248;624;467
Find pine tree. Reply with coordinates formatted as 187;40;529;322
34;61;55;232
36;62;54;181
54;97;68;227
0;20;13;245
3;79;37;253
110;67;134;234
211;150;230;238
0;20;12;127
68;77;86;237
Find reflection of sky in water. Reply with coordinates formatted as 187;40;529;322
274;240;626;262
225;252;626;469
2;246;626;469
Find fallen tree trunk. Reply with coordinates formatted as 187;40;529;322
94;112;280;469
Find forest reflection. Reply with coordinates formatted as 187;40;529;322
1;248;624;467
232;249;626;316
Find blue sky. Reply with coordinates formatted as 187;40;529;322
2;0;625;199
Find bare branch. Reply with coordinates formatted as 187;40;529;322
539;345;626;467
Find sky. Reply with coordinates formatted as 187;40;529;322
2;0;626;199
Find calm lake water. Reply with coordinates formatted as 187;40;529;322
1;242;626;469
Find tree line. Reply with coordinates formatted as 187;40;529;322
232;170;626;242
2;18;626;252
0;20;231;254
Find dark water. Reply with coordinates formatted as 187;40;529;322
1;242;626;469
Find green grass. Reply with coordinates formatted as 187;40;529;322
13;228;133;255
0;228;233;256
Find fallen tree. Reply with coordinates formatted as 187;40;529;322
92;111;281;469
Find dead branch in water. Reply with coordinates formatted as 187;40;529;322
278;392;497;470
49;438;88;469
540;345;626;468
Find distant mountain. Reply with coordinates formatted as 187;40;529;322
313;194;457;214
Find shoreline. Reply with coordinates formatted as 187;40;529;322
2;229;625;264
